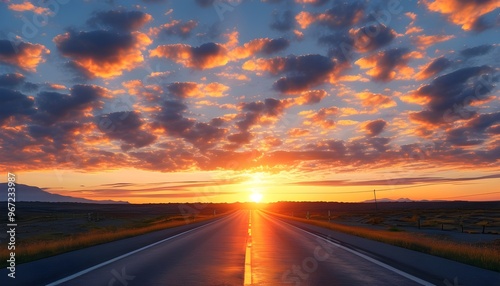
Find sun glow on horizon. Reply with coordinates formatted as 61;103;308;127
250;192;263;203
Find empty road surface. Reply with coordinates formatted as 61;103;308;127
2;210;499;285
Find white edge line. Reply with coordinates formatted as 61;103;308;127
273;215;435;286
46;216;228;286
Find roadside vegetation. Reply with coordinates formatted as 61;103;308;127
266;211;500;272
0;209;232;268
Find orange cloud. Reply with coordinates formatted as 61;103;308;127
151;31;288;70
229;38;289;60
242;58;286;74
407;27;424;35
295;11;316;29
295;0;326;4
203;82;230;97
361;119;387;137
167;82;229;98
355;48;420;82
415;56;452;80
8;2;51;15
412;34;454;49
293;90;328;105
0;40;49;72
356;92;397;109
288;128;310;137
150;43;229;70
295;3;365;30
244;54;335;94
303;107;339;129
149;19;198;38
54;31;152;78
216;71;250;81
337;120;358;126
423;0;499;31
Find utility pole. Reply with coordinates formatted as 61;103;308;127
373;189;378;211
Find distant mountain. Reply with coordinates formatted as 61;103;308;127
363;198;414;203
0;183;129;204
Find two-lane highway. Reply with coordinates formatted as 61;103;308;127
2;210;499;285
249;211;426;285
48;211;249;286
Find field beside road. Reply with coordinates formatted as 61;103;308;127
263;201;500;272
0;202;241;267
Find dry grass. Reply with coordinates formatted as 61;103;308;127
267;211;500;272
0;214;228;267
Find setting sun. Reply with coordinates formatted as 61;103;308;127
250;192;263;203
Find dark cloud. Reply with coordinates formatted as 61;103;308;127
27;121;83;150
0;39;48;71
445;126;484;146
0;73;25;88
56;30;135;60
245;54;335;94
363;119;387;137
460;44;494;58
350;24;396;53
35;84;107;124
87;10;152;31
270;10;294;32
97;111;156;151
357;48;412;82
298;0;329;6
155;100;193;135
195;0;215;7
167;82;198;98
190;42;227;67
183;122;227;150
0;87;35;125
224;98;288;148
469;12;497;32
314;1;366;29
54;30;151;78
151;42;228;70
410;65;497;125
153;95;226;150
446;112;500;146
466;111;500;132
151;20;198;39
261;38;290;54
417;57;452;80
227;131;253;145
0;73;38;91
318;32;354;62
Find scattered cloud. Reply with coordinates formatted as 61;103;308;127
423;0;499;31
54;30;152;78
87;10;153;31
0;40;49;71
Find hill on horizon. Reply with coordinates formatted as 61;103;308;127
1;183;129;204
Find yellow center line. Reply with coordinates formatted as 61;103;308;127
244;211;252;285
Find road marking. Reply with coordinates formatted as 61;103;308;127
280;218;435;286
46;215;231;286
244;211;252;285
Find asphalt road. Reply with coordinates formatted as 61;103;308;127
1;210;499;285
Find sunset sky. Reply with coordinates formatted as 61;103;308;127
1;0;499;203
